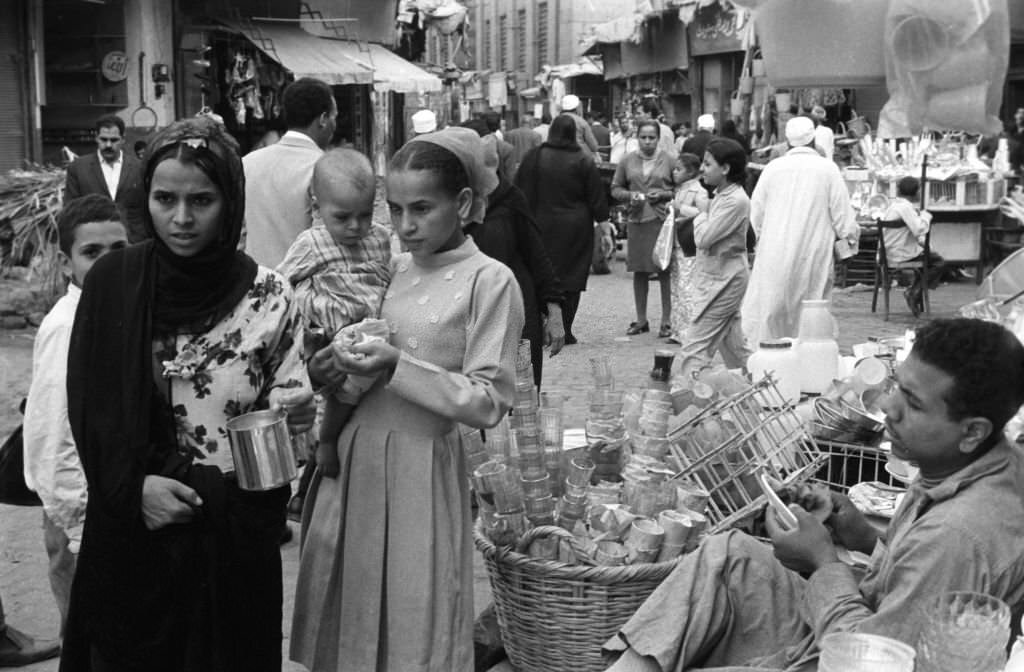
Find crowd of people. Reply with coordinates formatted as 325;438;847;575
3;74;1023;672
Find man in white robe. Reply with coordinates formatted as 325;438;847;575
741;116;857;345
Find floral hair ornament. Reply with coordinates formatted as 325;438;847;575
180;136;209;150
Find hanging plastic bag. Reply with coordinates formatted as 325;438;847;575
652;205;674;271
878;0;1008;137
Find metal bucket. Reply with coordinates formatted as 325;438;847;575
226;409;297;491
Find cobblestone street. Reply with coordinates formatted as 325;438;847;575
0;257;979;671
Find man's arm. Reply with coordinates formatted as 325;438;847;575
804;516;996;647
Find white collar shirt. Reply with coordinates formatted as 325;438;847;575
98;150;123;199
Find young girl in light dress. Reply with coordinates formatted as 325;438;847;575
669;152;709;344
291;127;525;672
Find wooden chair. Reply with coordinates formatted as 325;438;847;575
871;219;931;320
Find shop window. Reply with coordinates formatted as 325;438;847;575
43;0;127;109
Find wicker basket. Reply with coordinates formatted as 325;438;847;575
475;522;680;672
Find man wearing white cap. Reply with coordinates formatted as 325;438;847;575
559;94;599;157
741;115;857;344
682;114;716;162
811;105;835;161
411;109;437;136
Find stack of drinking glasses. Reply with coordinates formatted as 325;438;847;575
916;591;1010;672
539;393;565;498
621;455;677;517
559;455;595;530
472;460;526;545
586;358;627;483
510;340;557;527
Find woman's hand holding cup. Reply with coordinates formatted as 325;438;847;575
270;386;316;435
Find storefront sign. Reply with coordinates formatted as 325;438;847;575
688;2;744;56
101;51;129;82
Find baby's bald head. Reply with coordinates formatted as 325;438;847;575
313;148;375;199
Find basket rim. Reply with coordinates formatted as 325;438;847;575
474;519;680;584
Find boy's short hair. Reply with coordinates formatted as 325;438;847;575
312;148;375;197
58;194;122;255
897;176;920;198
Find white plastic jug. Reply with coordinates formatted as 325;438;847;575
748;339;800;405
797;299;839;395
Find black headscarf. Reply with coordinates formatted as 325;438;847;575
141;116;257;335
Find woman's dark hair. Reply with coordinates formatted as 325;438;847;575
722;119;739;136
705;138;747;183
677;152;701;175
389;140;469;196
58;194;122;255
461;118;489;138
636;119;660;137
913;318;1024;452
283;77;335;129
545;116;579;150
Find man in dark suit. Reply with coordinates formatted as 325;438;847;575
65;115;146;242
589;112;611;162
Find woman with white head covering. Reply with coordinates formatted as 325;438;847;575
291;127;525;672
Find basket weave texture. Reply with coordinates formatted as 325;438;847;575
474;522;679;672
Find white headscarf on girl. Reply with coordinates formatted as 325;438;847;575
409;126;498;224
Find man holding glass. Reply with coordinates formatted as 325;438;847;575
604;318;1024;672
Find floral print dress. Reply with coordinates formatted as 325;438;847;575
154;266;310;474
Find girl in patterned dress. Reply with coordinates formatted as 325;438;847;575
669;152;709;344
291;128;525;671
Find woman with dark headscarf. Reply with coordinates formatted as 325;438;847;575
516;115;609;345
61;116;315;672
461;118;565;387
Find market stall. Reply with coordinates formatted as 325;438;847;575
844;133;1013;282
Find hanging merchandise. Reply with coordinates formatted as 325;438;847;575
877;0;1009;137
226;50;263;126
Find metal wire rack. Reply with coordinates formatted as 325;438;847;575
666;377;827;533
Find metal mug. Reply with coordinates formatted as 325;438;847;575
226;409;297;491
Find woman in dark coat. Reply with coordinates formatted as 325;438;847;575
516;115;609;345
465;176;565;388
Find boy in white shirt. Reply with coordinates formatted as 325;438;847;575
23;194;128;635
881;176;943;316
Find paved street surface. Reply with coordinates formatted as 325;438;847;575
0;257;979;671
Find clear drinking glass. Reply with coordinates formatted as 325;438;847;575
819;632;915;672
916;591;1010;672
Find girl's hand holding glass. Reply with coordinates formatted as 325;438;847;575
333;339;400;377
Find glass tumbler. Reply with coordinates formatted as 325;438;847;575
916;591;1010;672
819;632;915;672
